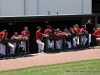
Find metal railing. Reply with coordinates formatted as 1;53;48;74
43;33;89;53
0;39;29;58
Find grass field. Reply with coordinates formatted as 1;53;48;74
0;59;100;75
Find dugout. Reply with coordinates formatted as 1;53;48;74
0;14;99;54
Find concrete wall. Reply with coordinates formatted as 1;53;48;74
0;0;92;16
0;0;24;16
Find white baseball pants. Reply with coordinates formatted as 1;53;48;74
81;36;87;46
52;40;54;49
2;45;6;55
56;40;61;49
89;34;91;45
66;41;72;48
73;38;77;47
36;40;44;53
73;37;79;45
21;41;26;51
48;40;52;49
0;44;4;55
8;43;16;54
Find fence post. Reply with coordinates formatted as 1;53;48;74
63;36;65;48
6;43;8;58
26;39;29;54
71;36;74;48
17;42;19;54
54;39;56;49
88;34;89;47
43;37;48;53
79;34;81;48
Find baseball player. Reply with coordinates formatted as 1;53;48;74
2;30;8;55
36;26;48;53
52;29;57;49
0;31;5;55
69;27;77;47
44;25;52;49
57;28;63;48
55;29;63;49
93;28;100;45
85;19;93;46
80;25;88;46
73;24;81;46
63;29;72;48
8;32;19;54
21;27;30;51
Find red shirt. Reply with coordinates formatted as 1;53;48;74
80;28;86;33
21;31;30;37
72;29;75;33
44;29;51;34
18;35;22;37
74;28;80;33
0;32;3;36
3;33;7;45
36;30;42;40
11;35;18;44
63;32;67;35
55;34;61;41
93;30;100;38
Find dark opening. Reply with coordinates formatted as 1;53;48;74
92;0;100;13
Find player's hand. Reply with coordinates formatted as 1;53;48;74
66;34;68;36
86;31;88;34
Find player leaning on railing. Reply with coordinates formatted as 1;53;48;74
36;26;48;53
21;27;30;51
0;30;7;55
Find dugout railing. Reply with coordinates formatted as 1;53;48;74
43;33;89;53
0;39;29;58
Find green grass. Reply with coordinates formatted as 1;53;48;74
0;59;100;75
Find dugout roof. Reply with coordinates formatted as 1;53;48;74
0;13;100;23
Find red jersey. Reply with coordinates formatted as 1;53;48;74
11;35;18;44
0;32;3;36
21;31;30;37
93;30;100;38
36;30;42;40
44;29;51;34
55;33;61;41
80;28;86;33
63;32;67;35
18;35;22;37
3;33;7;45
74;28;80;33
72;29;75;33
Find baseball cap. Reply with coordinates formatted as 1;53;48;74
88;19;91;22
37;26;41;29
64;29;68;31
3;29;7;33
47;25;51;28
69;27;73;30
57;28;60;30
14;32;18;34
55;29;58;32
82;25;85;28
75;24;78;26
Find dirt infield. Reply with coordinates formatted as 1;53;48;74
0;47;100;71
